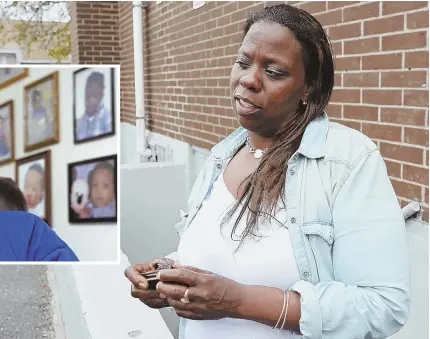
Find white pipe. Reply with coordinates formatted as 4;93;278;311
402;201;421;220
133;1;151;162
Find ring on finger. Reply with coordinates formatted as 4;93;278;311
180;288;190;304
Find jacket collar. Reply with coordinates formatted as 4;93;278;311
211;112;329;160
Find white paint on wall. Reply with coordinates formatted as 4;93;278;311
0;66;119;262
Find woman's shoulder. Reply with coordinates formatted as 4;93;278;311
324;120;379;165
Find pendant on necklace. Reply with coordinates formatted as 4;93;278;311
254;149;264;159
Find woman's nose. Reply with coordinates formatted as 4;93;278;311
239;67;262;92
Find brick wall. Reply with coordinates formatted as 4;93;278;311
70;1;429;221
70;1;120;64
132;1;428;221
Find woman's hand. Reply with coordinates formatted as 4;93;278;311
124;258;175;309
156;266;244;320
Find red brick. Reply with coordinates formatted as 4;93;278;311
334;56;360;71
381;108;426;126
403;164;429;185
314;9;342;26
327;1;360;9
404;90;429;107
343;72;379;87
362;123;402;142
380;142;423;164
363;15;404;35
405;51;429;68
297;1;327;13
381;71;427;88
343;2;379;22
382;1;427;15
404;127;429;147
408;10;429;29
343;105;378;121
344;37;379;55
331;118;362;131
328;22;361;40
326;103;342;118
385;159;402;178
334;73;342;87
363;90;402;106
331;89;361;103
382;31;427;51
331;41;342;56
362;53;402;70
391;179;422;201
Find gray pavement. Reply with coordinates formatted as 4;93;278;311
0;265;55;339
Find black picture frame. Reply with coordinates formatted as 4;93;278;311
68;154;117;224
72;67;116;144
16;150;52;227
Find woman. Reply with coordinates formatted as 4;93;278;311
125;4;410;339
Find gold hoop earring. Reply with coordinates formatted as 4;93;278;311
302;100;307;106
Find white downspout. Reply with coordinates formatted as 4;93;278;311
133;1;152;162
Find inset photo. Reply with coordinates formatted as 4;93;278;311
24;72;60;152
68;154;117;224
16;150;51;225
0;100;14;166
73;67;115;144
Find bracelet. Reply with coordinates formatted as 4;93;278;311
280;291;290;330
273;290;287;332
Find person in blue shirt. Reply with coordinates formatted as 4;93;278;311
0;177;79;261
76;71;112;141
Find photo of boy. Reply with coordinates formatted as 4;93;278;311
75;71;113;142
22;162;45;218
87;161;116;218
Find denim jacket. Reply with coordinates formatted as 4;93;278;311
170;113;411;339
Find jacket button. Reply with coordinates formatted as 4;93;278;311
303;271;309;278
217;163;222;169
290;217;296;223
289;169;295;175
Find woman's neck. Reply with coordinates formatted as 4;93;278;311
247;132;274;150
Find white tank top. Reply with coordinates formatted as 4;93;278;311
177;166;301;339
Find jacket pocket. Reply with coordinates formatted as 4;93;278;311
302;222;334;281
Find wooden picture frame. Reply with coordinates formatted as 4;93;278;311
0;68;28;90
73;67;116;144
15;150;52;227
24;71;60;152
0;100;15;166
68;154;117;224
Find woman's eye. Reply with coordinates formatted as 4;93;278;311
266;69;283;77
235;60;249;68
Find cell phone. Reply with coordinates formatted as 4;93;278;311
141;269;160;289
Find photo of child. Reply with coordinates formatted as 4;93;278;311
18;160;46;219
27;87;54;145
68;155;117;223
0;101;13;164
73;68;115;143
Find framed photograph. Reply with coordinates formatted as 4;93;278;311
0;67;28;90
68;154;117;224
24;72;60;152
16;150;52;226
73;68;115;144
0;100;15;166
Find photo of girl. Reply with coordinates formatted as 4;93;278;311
68;155;117;223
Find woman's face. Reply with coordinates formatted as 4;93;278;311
230;21;308;137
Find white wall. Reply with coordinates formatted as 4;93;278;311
0;66;119;262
